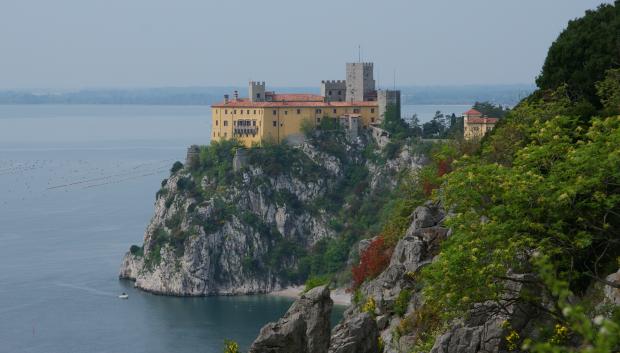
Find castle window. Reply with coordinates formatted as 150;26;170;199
371;108;375;113
296;109;301;114
315;109;321;114
273;110;277;115
252;120;256;126
247;110;250;114
253;110;256;114
216;120;219;126
273;121;277;127
317;117;321;123
284;111;288;115
371;118;375;123
333;109;337;114
257;93;261;99
225;110;228;114
353;108;360;113
224;121;228;126
233;110;236;114
338;90;341;95
328;90;332;95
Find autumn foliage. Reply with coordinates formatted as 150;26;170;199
351;236;393;289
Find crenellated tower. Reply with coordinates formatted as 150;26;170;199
249;81;266;102
346;62;375;102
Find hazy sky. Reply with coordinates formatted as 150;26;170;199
0;0;612;89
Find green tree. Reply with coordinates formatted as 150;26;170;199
472;101;510;118
536;2;619;107
381;103;412;140
596;68;620;116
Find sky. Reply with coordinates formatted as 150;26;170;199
0;0;613;90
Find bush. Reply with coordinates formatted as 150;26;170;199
129;245;143;256
223;339;240;353
176;177;194;191
170;161;183;174
384;141;401;160
393;289;412;317
351;236;393;289
304;275;330;292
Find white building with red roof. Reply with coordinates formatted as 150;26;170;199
463;108;499;140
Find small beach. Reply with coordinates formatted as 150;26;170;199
270;286;351;306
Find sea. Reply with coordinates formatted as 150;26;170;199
0;104;469;353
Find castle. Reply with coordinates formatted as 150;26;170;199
211;62;400;146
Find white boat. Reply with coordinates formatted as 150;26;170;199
118;293;129;299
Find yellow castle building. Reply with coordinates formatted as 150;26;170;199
211;63;400;146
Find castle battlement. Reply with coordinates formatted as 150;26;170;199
321;80;346;84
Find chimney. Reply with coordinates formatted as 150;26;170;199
224;94;229;103
233;90;239;101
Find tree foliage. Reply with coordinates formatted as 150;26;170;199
421;89;620;349
472;101;511;118
536;2;619;107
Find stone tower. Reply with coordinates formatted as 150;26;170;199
321;80;346;102
377;89;401;123
249;81;265;102
346;63;375;102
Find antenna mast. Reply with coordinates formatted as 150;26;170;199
393;69;396;90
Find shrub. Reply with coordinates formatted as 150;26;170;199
351;235;393;289
362;297;376;316
223;339;240;353
384;141;401;160
304;275;330;292
393;289;412;317
129;245;143;256
170;161;184;174
176;177;194;191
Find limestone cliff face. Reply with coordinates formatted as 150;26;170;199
119;132;423;296
251;202;535;353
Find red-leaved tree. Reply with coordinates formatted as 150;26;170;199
351;236;393;289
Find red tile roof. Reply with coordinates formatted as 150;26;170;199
464;108;482;116
467;117;499;124
270;94;324;102
212;100;378;108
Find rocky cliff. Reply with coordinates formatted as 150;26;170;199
119;129;423;296
253;201;620;353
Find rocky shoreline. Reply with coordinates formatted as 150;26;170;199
269;285;351;306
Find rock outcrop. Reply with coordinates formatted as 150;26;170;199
328;312;379;353
249;285;333;353
317;201;548;353
332;201;447;353
120;131;424;296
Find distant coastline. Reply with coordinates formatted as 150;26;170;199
0;84;534;106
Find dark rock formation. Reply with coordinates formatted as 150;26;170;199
249;285;333;353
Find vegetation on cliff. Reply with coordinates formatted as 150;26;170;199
338;3;620;352
405;3;620;351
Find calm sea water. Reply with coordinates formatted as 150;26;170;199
0;103;466;353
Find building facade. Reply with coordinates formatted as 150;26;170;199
211;62;400;147
463;108;498;140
